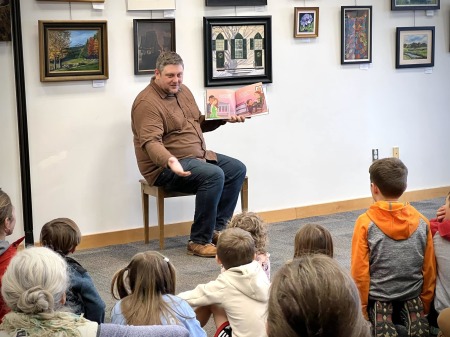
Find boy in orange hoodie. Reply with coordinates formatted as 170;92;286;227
351;158;436;337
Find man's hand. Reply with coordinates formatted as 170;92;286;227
436;205;446;222
168;157;191;177
227;115;246;123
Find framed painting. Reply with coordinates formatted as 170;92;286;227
206;0;267;6
133;19;176;75
203;16;273;87
395;26;435;69
392;0;439;11
36;0;105;2
0;0;11;41
294;7;319;38
341;6;372;64
39;20;108;82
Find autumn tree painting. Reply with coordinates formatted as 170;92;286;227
47;29;101;73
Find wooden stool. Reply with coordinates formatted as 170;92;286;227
140;176;248;249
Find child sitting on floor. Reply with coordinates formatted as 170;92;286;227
226;211;270;280
110;251;206;337
40;217;106;324
293;223;334;258
179;227;270;337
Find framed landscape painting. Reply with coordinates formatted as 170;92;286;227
341;6;372;64
39;20;109;82
294;7;319;38
392;0;439;11
206;0;267;6
133;19;176;75
203;16;273;87
396;26;435;69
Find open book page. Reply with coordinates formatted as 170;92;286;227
205;82;268;120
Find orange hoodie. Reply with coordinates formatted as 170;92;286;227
351;201;436;320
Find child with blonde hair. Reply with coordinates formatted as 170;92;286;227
227;211;270;279
40;217;105;324
293;223;334;258
110;251;206;337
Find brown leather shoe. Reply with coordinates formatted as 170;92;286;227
212;230;222;246
187;242;216;258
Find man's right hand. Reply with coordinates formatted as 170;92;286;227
436;205;446;222
168;157;191;177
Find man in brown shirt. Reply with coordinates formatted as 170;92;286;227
132;52;246;257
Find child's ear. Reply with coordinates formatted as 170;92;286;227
215;255;221;265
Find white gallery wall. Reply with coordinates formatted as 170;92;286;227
1;0;449;243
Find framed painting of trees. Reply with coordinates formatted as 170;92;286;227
38;20;109;82
203;16;273;87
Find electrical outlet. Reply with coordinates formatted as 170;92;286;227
393;147;399;158
372;149;379;162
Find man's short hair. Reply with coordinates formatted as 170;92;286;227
155;51;184;73
369;157;408;198
217;227;255;270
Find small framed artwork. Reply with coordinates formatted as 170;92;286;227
395;26;435;69
341;6;372;65
39;21;108;82
294;7;319;38
36;0;105;2
0;0;12;41
206;0;267;6
133;19;176;75
203;16;273;87
391;0;439;11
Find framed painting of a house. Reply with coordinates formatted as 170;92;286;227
341;6;372;65
39;20;109;82
392;0;439;11
133;19;176;75
203;16;273;87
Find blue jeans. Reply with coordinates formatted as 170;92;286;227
154;153;246;244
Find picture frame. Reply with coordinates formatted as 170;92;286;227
395;26;435;69
391;0;439;11
0;0;11;41
133;19;176;75
341;6;372;65
203;16;273;87
39;20;108;82
36;0;105;2
206;0;267;6
294;7;319;38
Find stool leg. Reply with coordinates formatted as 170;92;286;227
156;190;165;250
241;176;248;212
141;185;149;244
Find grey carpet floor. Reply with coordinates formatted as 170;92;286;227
73;197;445;335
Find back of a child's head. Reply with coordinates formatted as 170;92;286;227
0;188;13;229
227;211;268;254
267;255;370;337
294;223;334;258
40;218;81;255
369;157;408;198
111;251;176;300
217;227;255;270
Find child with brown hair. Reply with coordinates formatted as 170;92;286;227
351;157;436;337
0;188;24;320
110;251;206;337
179;227;270;337
40;217;105;324
227;211;270;279
267;254;371;337
293;223;334;258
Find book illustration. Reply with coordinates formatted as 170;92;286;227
205;82;268;120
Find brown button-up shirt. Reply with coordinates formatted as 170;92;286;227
132;77;224;185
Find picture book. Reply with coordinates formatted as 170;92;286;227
205;82;268;120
